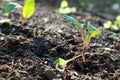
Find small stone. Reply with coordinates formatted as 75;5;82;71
0;36;5;40
57;29;63;34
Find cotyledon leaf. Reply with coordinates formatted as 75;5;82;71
4;2;22;13
87;23;101;37
61;13;82;30
53;58;68;68
60;0;68;8
23;0;35;19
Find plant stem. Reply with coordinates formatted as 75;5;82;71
66;39;89;63
66;53;83;63
79;29;86;62
81;44;86;62
20;17;25;29
66;45;86;63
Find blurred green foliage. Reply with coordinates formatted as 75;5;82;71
59;0;76;14
104;15;120;31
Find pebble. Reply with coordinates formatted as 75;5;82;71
0;36;5;40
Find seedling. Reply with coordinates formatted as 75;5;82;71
59;0;76;14
32;28;37;37
0;2;22;26
54;14;101;68
104;15;120;31
102;48;116;62
21;0;35;28
4;2;22;17
2;0;35;28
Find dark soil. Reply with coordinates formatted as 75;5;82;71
0;1;120;80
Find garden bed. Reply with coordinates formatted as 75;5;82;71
0;1;120;80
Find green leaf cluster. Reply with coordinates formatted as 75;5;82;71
104;15;120;31
1;0;35;28
59;0;76;14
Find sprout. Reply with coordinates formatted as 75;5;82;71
4;2;22;16
4;0;35;29
54;58;68;68
32;28;37;37
54;14;102;68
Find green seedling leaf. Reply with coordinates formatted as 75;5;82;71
102;50;109;55
61;13;82;30
23;0;35;19
54;58;68;68
87;24;101;37
60;0;68;8
32;28;37;37
115;15;120;29
111;25;119;31
103;21;112;29
110;56;116;62
4;2;22;14
116;15;120;21
84;24;101;47
59;7;76;14
0;19;10;26
59;7;71;14
71;7;77;13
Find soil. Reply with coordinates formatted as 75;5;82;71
0;1;120;80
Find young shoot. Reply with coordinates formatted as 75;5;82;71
1;2;22;26
54;14;101;68
32;28;37;37
3;0;35;29
4;2;22;17
21;0;35;28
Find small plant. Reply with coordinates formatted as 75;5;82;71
32;28;37;37
4;2;22;17
0;0;35;28
54;13;101;68
0;2;22;26
104;15;120;31
59;0;76;14
102;48;116;62
21;0;35;28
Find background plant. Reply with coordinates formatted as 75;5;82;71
104;15;120;31
0;0;35;28
59;0;76;14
